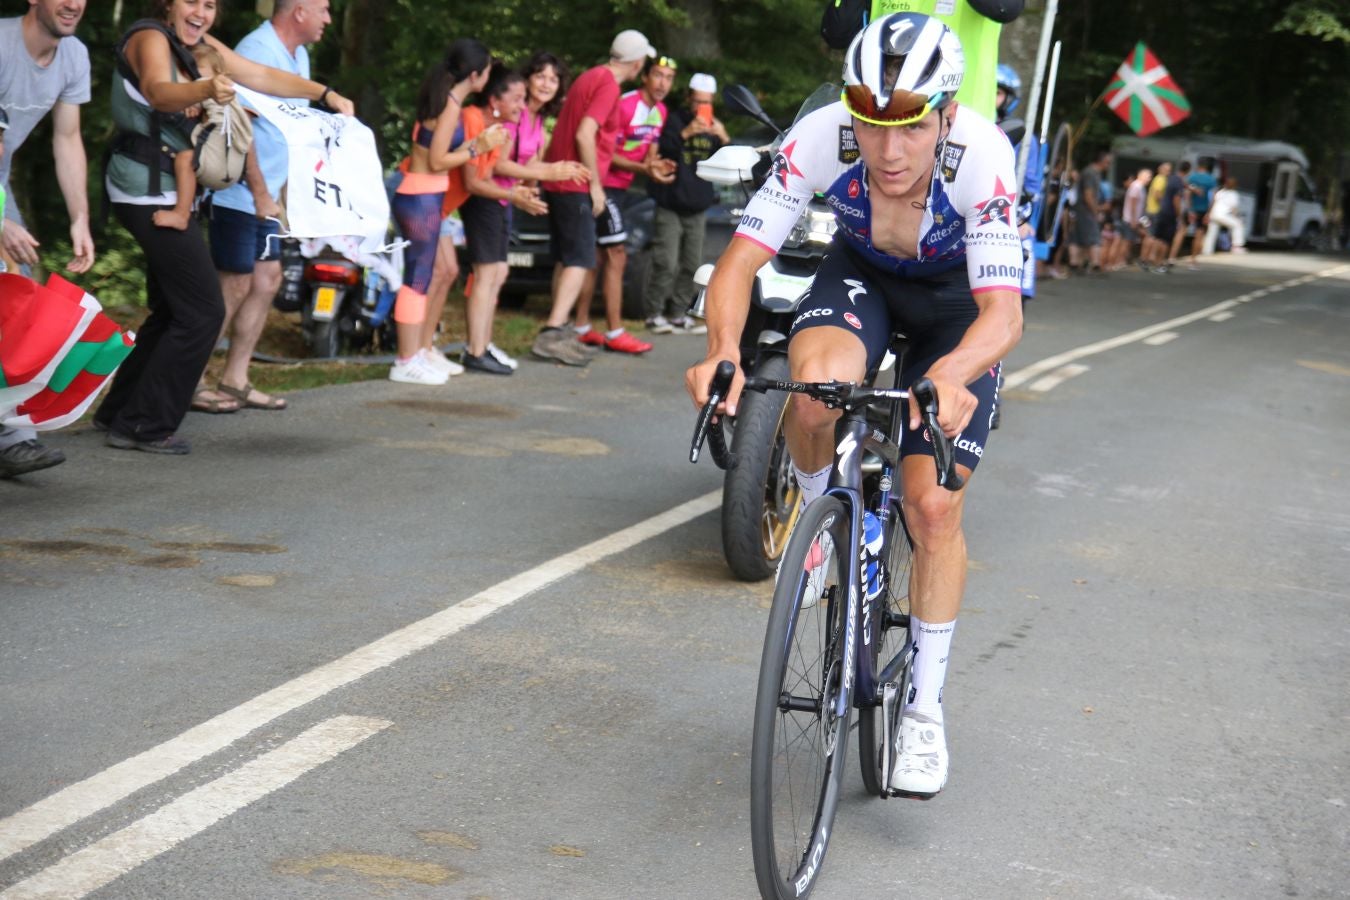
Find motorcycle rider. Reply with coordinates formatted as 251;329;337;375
687;13;1023;797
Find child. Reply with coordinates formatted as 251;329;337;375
152;42;225;231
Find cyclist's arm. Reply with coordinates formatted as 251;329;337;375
914;289;1022;435
686;235;777;413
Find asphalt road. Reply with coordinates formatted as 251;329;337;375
2;251;1348;899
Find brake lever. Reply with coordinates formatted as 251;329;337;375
910;378;966;491
690;359;738;467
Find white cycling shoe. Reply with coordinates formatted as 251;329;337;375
889;710;948;797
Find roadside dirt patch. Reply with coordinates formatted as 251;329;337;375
366;398;519;419
273;851;459;886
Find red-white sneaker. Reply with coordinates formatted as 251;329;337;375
577;328;606;346
604;330;652;354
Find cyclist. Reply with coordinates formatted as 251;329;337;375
686;13;1023;797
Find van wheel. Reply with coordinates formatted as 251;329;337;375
1295;222;1322;251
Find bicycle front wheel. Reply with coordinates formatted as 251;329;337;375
858;499;914;796
750;496;855;900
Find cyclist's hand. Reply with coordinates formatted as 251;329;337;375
909;373;976;438
685;354;743;417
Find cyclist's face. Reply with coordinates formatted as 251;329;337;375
166;0;216;46
529;65;559;107
852;107;946;200
492;81;527;124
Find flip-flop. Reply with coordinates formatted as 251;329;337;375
190;388;240;414
217;382;287;410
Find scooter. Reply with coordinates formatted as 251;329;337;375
690;83;838;582
295;237;403;359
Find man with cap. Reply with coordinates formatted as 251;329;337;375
532;29;658;366
645;72;727;334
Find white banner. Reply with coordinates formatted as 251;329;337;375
235;85;389;254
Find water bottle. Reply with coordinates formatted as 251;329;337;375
862;511;884;599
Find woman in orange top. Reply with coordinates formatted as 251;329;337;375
389;39;506;386
455;64;588;374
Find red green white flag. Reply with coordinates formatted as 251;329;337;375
1104;42;1192;136
0;273;135;431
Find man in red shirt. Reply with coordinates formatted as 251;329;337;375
572;56;677;355
531;29;657;366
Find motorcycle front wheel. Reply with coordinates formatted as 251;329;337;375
722;353;799;582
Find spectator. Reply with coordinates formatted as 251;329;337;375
1069;149;1109;274
0;0;94;477
1180;158;1217;268
531;29;657;366
457;63;589;374
1202;176;1247;255
1155;160;1189;270
645;71;729;334
1139;161;1169;267
94;0;353;454
1114;167;1150;269
572;55;676;353
203;0;335;413
388;39;505;386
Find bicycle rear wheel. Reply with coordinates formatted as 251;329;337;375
750;496;855;900
857;499;914;796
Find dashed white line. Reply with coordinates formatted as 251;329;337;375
0;491;721;864
1004;263;1346;390
1029;364;1090;392
1143;332;1179;346
0;716;391;900
1208;311;1235;322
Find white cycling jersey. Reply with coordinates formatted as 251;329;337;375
734;101;1024;294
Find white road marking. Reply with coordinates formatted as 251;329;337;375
1004;264;1346;390
1029;364;1091;392
1143;332;1179;346
0;491;720;863
0;716;390;900
1208;311;1235;322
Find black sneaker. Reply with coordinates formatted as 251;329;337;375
106;432;191;455
0;440;66;478
461;351;514;375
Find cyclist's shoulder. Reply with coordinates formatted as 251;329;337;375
775;101;855;191
943;106;1016;202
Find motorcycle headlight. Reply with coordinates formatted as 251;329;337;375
787;207;838;247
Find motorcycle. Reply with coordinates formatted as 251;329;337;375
286;235;402;359
690;83;839;582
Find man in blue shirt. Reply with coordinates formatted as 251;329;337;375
201;0;332;412
1180;159;1217;269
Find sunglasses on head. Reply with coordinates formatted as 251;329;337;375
841;85;936;126
655;56;678;70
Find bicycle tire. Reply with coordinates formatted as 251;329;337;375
857;499;914;796
750;496;855;900
722;354;798;581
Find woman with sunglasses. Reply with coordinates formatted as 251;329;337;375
686;13;1023;800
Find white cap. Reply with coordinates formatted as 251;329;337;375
611;30;657;63
689;73;717;94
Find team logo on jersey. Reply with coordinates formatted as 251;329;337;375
771;140;804;189
974;175;1016;228
843;312;862;330
838;126;860;164
848;178;860;199
940;142;966;182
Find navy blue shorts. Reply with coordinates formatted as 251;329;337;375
546;191;597;269
208;205;281;273
788;244;998;472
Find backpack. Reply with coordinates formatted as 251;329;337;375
191;96;252;191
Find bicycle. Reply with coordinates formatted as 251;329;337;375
690;351;964;900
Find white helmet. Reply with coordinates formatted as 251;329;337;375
841;13;964;126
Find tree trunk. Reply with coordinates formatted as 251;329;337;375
663;0;722;60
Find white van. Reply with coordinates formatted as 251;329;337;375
1110;135;1325;248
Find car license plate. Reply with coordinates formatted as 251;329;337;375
312;285;337;321
507;252;533;268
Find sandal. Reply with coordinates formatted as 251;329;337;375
190;387;241;414
217;381;287;411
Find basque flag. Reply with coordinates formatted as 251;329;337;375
1104;43;1192;136
0;273;135;431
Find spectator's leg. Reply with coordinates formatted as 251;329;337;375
646;206;680;323
218;259;283;405
672;211;706;318
422;234;459;354
600;244;627;332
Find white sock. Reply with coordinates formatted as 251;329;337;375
574;324;593;336
907;616;955;722
606;327;624;339
794;464;831;508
